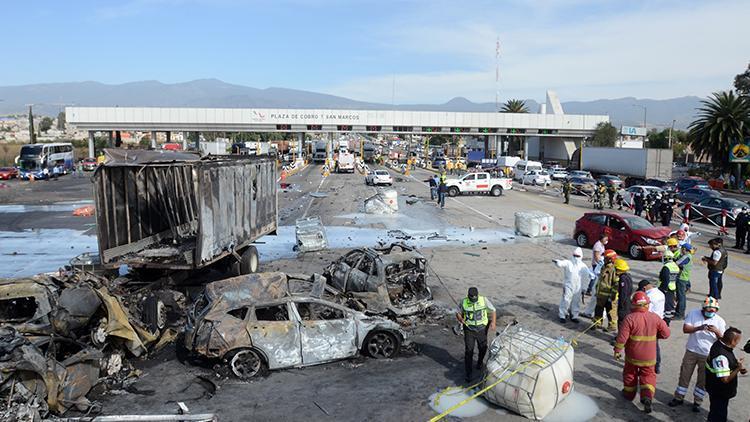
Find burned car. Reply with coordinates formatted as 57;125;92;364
184;272;407;379
0;277;58;336
323;244;432;316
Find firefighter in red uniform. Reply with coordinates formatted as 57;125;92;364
613;291;671;414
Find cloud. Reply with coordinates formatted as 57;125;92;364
325;0;750;103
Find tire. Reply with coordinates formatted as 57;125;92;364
629;243;642;259
532;180;537;186
240;246;259;275
491;185;503;197
142;295;167;332
448;186;460;197
228;348;266;379
575;232;589;247
363;331;400;359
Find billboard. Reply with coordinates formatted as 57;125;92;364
729;138;750;163
621;126;647;136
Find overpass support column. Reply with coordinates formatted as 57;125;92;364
88;131;95;158
523;137;528;161
108;131;114;147
494;135;501;158
194;132;200;151
182;132;188;150
150;131;157;149
166;131;171;143
296;132;304;161
115;131;122;148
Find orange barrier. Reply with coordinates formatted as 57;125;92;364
73;205;96;217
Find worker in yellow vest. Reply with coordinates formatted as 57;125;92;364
456;287;497;382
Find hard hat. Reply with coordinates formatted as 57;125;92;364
676;229;686;237
603;249;618;261
573;247;583;257
631;291;650;307
682;243;694;252
663;251;675;260
666;238;679;247
702;296;720;310
614;258;630;272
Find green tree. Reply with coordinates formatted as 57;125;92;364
139;136;152;149
589;122;618;147
28;106;36;144
734;62;750;96
500;99;529;113
688;91;750;171
39;117;54;133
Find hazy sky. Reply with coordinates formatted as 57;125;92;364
3;0;748;103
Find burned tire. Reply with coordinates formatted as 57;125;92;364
142;295;167;332
575;232;589;248
240;246;259;275
629;243;642;259
228;348;265;379
491;185;503;197
448;186;460;197
363;331;400;359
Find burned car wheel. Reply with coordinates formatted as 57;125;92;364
228;348;265;379
240;246;259;275
364;331;400;359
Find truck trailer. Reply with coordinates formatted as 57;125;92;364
574;147;672;179
93;150;277;275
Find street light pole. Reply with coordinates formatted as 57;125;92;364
668;119;676;148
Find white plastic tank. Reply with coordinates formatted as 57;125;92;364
381;189;398;212
514;210;554;238
482;326;574;420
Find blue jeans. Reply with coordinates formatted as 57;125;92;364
675;279;688;318
708;270;723;299
430;187;437;200
439;192;446;208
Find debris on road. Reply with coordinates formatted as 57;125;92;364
309;192;328;198
295;217;328;253
363;189;398;214
514;210;554;238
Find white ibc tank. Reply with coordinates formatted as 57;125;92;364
514;210;554;238
381;189;398;212
482;326;574;420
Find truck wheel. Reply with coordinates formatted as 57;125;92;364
240;246;259;274
448;187;460;197
491;185;503;197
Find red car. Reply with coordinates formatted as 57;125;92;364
574;212;672;260
0;167;19;180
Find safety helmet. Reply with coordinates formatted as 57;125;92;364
663;251;675;261
603;249;618;261
666;238;679;247
614;258;630;272
676;229;686;237
702;296;720;310
631;291;650;307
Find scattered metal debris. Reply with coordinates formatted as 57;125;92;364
309;192;328;198
295;217;328;253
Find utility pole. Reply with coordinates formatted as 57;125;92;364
668;119;676;148
495;37;501;112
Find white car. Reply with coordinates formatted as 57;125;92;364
445;172;512;197
365;169;393;186
619;185;664;206
548;166;568;180
522;170;552;186
567;170;593;179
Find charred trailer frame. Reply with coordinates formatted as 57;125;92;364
93;152;277;272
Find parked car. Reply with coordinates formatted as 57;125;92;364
619;185;664;205
567;170;593;179
597;175;623;188
568;177;597;195
691;197;748;226
365;169;393;186
0;167;19;180
521;170;552;186
623;176;645;188
184;272;407;379
323;243;432;316
574;212;671;260
445;171;512;197
673;176;709;192
81;158;98;171
641;178;673;191
676;187;721;204
549;167;568;181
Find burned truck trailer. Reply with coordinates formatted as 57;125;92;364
93;151;277;273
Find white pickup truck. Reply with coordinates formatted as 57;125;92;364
445;172;513;197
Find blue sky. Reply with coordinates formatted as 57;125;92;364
2;0;749;103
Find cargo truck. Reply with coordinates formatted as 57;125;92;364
93;150;277;275
573;147;672;180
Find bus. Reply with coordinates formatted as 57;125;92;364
16;143;75;179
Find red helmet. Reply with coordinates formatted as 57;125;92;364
603;249;618;261
631;291;650;307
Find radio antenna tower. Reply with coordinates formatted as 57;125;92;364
495;37;501;112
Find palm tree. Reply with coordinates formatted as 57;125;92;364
500;99;529;113
688;91;750;171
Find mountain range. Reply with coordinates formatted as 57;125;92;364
0;79;704;130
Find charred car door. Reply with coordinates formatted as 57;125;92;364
292;300;358;364
246;301;302;369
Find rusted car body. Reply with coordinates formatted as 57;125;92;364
185;272;407;379
323;244;432;316
93;150;277;274
0;277;58;336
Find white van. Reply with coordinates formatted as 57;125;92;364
513;160;543;181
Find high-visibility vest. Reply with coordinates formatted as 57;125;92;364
664;261;679;291
462;296;489;326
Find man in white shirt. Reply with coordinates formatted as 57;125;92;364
586;233;609;294
638;280;666;373
668;296;726;413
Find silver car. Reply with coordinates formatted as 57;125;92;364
185;272;407;379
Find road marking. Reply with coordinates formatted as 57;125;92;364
302;167;328;219
726;269;750;282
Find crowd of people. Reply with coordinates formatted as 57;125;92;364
555;229;748;420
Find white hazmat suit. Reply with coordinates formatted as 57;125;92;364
555;247;593;320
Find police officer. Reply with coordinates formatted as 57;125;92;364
660;195;674;227
563;179;572;204
607;183;617;208
456;287;497;382
734;207;748;250
634;189;644;216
